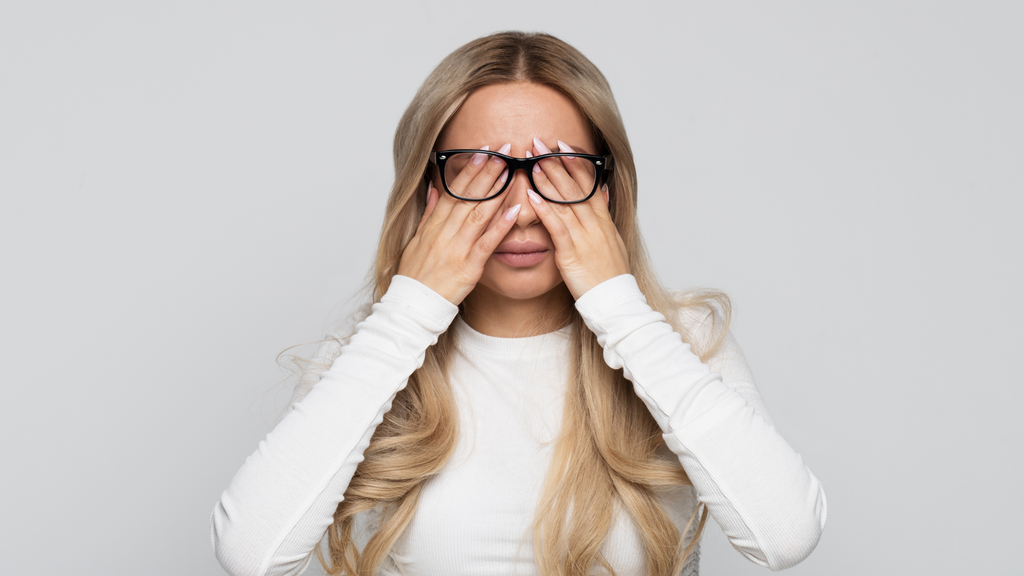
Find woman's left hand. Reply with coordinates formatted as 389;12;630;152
527;137;631;300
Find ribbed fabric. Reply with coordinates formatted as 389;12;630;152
211;274;826;576
576;275;827;570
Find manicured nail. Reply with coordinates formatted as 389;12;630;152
499;168;508;183
426;183;433;201
533;137;551;154
527;189;542;204
505;204;522;221
525;151;533;158
472;145;489;165
533;160;542;173
495;143;511;163
602;183;609;204
557;140;575;160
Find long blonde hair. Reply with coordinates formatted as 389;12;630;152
301;31;731;576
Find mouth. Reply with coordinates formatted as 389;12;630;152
491;250;548;268
489;241;548;268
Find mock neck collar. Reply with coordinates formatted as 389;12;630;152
452;314;572;357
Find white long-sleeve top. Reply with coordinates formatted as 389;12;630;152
211;274;827;576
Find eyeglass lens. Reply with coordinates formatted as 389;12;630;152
443;152;597;203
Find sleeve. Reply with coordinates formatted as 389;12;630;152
575;274;827;571
210;275;459;576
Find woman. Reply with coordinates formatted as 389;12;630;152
211;31;827;576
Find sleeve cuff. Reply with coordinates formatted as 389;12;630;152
574;274;646;323
382;275;460;332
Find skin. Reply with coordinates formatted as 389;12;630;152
396;82;630;337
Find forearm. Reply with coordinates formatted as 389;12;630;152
210;276;458;576
575;275;827;570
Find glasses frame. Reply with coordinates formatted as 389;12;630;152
429;149;612;204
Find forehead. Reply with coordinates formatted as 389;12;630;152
438;82;596;153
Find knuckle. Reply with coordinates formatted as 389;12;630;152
470;242;488;257
467;205;487;224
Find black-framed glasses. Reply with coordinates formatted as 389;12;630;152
429;149;612;204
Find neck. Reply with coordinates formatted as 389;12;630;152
461;283;574;338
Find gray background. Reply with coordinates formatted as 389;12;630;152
1;1;1021;574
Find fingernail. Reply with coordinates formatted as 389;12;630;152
603;183;609;204
557;140;575;160
499;168;508;183
495;143;511;163
527;189;542;204
504;203;521;221
525;151;533;158
533;160;542;173
533;137;551;154
472;145;489;165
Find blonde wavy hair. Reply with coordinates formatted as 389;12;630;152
291;31;732;576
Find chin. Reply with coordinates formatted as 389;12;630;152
477;262;566;301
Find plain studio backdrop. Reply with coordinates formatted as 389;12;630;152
1;2;1021;575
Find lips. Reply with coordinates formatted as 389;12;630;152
493;240;550;268
494;240;549;254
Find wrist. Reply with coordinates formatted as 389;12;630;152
385;275;461;325
574;273;643;312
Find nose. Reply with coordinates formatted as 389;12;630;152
499;162;540;227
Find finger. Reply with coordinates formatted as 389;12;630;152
427;145;491;228
436;147;503;233
449;196;508;249
532;138;590;203
526;188;578;258
586;182;612;220
443;144;510;232
460;143;511;200
531;139;600;228
529;162;597;237
448;167;509;234
526;149;577;234
415;183;440;237
556;140;598;203
469;202;522;267
445;145;507;202
425;177;462;229
531;138;575;202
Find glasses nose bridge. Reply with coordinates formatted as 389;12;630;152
502;158;535;194
507;155;534;173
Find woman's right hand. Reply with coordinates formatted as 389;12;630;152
397;144;520;305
